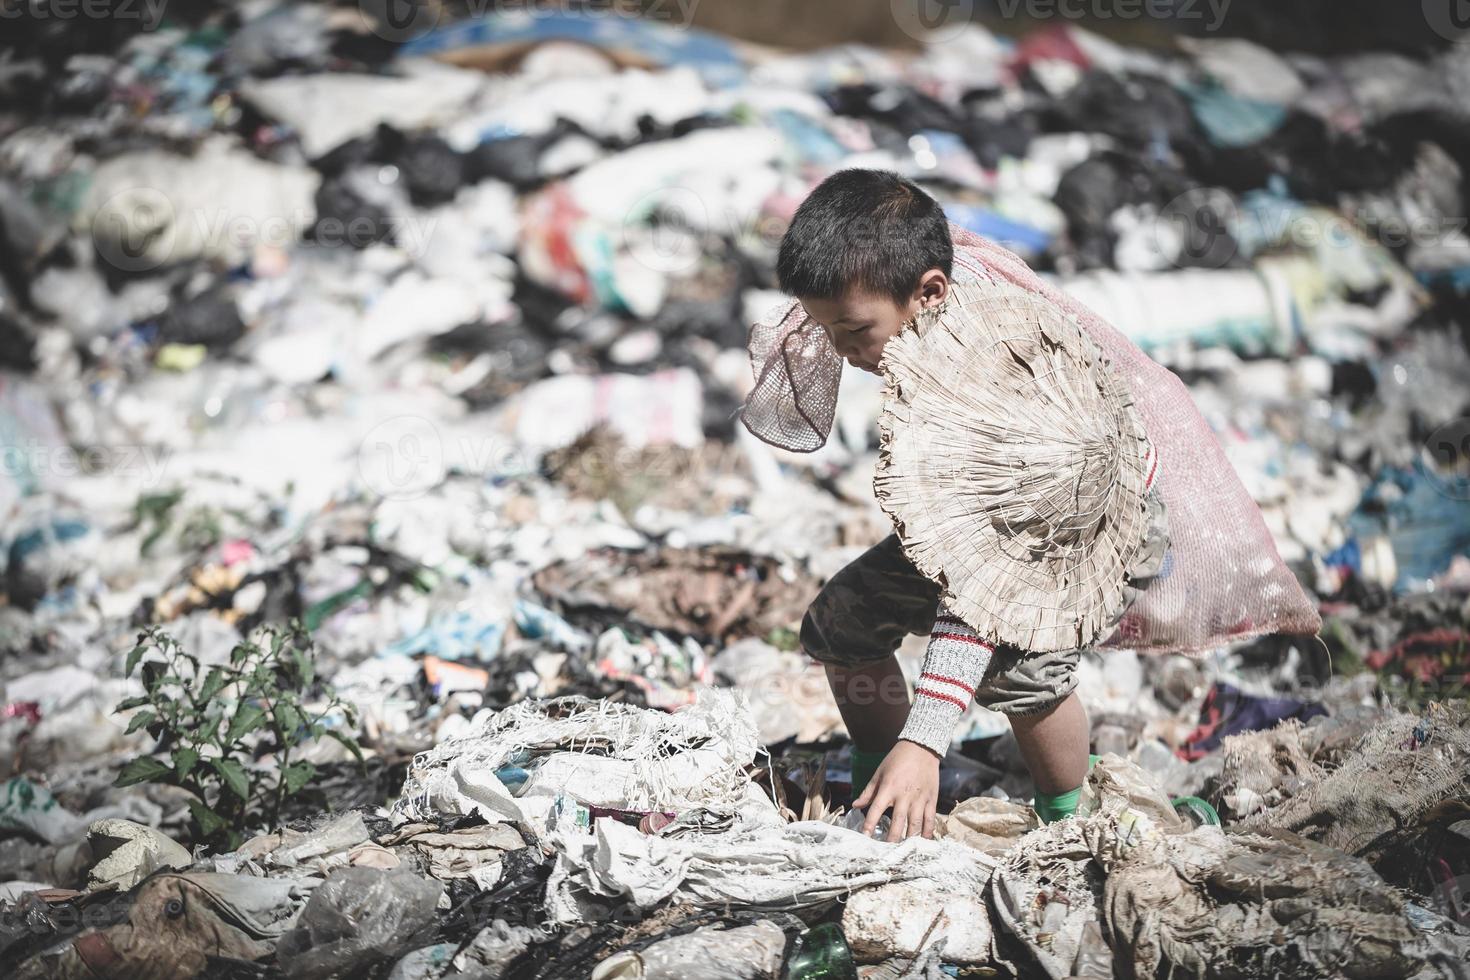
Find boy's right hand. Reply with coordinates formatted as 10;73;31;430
853;740;941;842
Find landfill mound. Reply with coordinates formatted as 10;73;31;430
3;2;1470;978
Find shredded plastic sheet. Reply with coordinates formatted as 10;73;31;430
276;867;443;980
987;756;1186;980
985;754;1470;980
1105;827;1470;980
740;224;1322;655
1236;703;1470;859
1216;717;1325;818
544;817;996;927
391;689;761;837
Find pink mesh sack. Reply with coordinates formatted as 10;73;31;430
739;223;1322;656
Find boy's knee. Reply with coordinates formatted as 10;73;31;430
977;647;1082;717
798;604;841;666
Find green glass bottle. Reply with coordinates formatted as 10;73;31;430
783;922;859;980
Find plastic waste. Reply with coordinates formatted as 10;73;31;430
451;918;545;977
238;62;485;159
782;922;858;980
85;819;193;891
591;920;787;980
1346;462;1470;593
76;136;320;269
386;943;457;980
497;369;705;455
1055;267;1297;357
401;11;747;89
1169;796;1220;827
840;807;891;841
276;867;445;980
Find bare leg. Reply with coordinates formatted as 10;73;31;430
824;654;911;752
1008;690;1089;793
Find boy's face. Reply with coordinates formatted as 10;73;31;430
799;269;951;376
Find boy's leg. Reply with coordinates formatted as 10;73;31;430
800;534;941;794
975;645;1090;822
1010;690;1090;822
824;656;911;752
1008;690;1089;793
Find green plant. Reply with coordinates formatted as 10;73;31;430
112;621;363;851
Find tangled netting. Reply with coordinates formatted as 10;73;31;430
392;689;759;830
740;223;1322;655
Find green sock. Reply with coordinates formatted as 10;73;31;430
851;748;887;798
1033;785;1082;823
1033;755;1101;824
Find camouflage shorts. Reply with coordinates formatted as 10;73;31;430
800;487;1170;717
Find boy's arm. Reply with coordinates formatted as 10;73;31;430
897;603;996;757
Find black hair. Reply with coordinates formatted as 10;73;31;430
776;169;953;305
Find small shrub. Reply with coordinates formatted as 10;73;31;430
112;621;362;851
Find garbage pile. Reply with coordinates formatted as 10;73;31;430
2;3;1470;977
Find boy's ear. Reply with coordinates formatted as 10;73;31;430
916;269;950;308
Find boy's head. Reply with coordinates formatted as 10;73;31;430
777;169;953;375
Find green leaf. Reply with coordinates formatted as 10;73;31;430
124;643;146;678
324;729;364;762
225;703;266;744
114;695;151;713
282;761;315;796
140;661;163;695
300;649;316;687
154;693;178;727
188;799;228;839
199;667;228;703
123;711;156;735
172;747;199;780
199;712;222;744
210;758;251;800
275;702;303;736
114;756;172;787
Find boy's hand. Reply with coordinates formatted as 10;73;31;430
853;740;941;842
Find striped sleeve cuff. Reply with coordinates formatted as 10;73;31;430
898;606;995;758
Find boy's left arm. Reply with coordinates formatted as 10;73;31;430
856;604;995;840
898;607;995;755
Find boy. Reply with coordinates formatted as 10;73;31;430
741;169;1175;841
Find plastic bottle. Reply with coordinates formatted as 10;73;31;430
782;922;858;980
